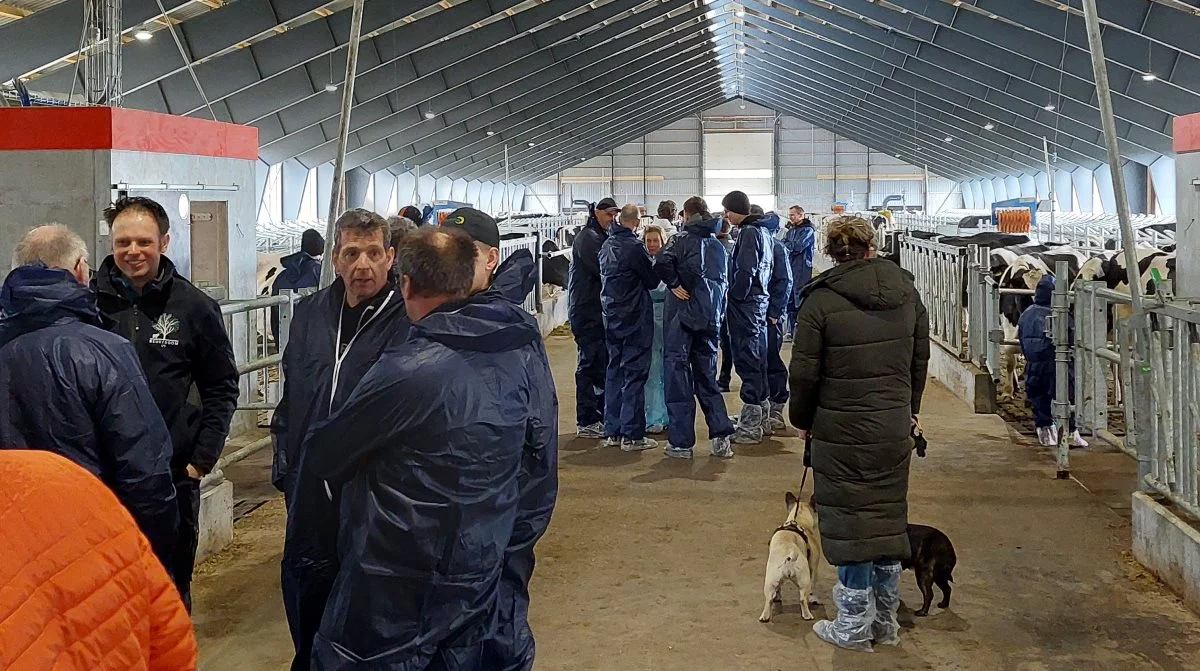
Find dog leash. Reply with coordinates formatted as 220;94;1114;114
800;433;812;493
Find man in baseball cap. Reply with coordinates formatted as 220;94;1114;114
441;207;501;292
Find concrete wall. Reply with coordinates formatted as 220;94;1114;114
1176;150;1200;298
1132;492;1200;616
0;149;109;269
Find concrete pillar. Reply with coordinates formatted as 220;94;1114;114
345;166;371;209
1122;160;1148;214
1175;112;1200;297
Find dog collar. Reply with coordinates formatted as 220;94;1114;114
774;523;809;541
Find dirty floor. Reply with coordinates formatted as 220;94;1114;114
193;335;1200;671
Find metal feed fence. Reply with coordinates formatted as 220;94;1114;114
899;236;969;357
892;211;1175;250
1074;282;1200;519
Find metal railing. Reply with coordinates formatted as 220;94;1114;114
900;235;969;356
201;293;297;488
1074;281;1200;519
893;211;1175;249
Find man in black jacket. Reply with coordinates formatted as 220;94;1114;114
1;224;178;566
271;208;410;671
95;196;240;610
568;197;618;439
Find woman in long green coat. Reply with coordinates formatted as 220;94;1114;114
788;215;931;652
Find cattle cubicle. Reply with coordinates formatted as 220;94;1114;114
890;221;1197;524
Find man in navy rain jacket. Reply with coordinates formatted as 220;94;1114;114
569;197;618;439
784;206;815;332
1017;275;1087;449
599;204;663;451
0;224;178;565
272;209;410;671
760;210;794;434
654;198;736;459
270;228;325;341
721;191;775;445
302;227;552;670
438;208;559;671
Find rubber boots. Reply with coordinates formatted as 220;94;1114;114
813;583;876;653
870;562;902;646
733;403;764;444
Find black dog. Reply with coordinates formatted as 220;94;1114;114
901;524;956;616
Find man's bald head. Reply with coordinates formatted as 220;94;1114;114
13;224;90;284
396;227;477;321
619;204;641;230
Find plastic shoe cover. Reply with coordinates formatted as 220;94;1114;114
760;402;774;437
733;404;764;444
1036;427;1052;446
1070;430;1089;448
646;424;666;435
813;583;876;653
871;563;903;646
1047;425;1060;446
768;406;786;431
664;445;693;459
577;423;605;439
710;436;734;458
602;437;622;448
621;437;659;452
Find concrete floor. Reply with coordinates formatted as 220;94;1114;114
193;335;1200;671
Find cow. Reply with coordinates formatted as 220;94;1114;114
257;252;285;296
542;239;569;289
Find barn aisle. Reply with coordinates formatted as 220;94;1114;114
192;335;1200;671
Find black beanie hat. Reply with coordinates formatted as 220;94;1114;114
722;190;751;216
301;229;325;256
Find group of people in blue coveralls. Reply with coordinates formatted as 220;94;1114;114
568;191;816;457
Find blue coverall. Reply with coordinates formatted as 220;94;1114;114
728;214;775;406
599;225;661;440
783;219;815;332
763;214;793;406
568;208;610;427
1017;274;1076;430
655;216;736;450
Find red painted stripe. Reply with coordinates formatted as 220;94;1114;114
1173;112;1200;154
0;107;258;160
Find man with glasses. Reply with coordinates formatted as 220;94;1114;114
0;224;178;567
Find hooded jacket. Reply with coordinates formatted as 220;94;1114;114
655;215;728;333
272;277;410;568
568;208;609;334
599;225;660;340
761;213;793;321
1017;275;1063;364
729;214;775;304
0;450;197;671
94;256;240;477
303;256;553;670
271;251;322;294
788;258;930;565
0;264;179;563
784;218;816;291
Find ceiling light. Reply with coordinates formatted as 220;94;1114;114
528;142;536;148
1142;72;1158;81
1043;103;1056;111
134;29;152;41
738;47;746;54
424;110;436;119
983;122;995;130
486;130;495;136
736;9;745;17
324;83;338;93
894;154;901;158
944;136;953;143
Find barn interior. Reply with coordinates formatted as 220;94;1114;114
4;1;1200;669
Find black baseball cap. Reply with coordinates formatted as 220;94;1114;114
441;207;500;248
595;197;619;212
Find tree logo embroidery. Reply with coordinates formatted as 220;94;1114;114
149;313;181;346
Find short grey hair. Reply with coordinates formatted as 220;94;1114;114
386;215;418;248
619;204;641;224
334;208;391;251
13;224;87;271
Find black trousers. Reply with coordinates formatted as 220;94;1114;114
172;476;201;611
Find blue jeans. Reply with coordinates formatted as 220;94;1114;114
837;561;902;589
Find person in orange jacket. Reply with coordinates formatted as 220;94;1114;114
0;450;198;671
